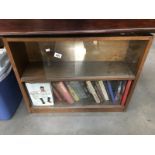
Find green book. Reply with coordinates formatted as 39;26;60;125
69;81;88;99
65;82;80;102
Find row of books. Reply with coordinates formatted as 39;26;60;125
25;80;132;107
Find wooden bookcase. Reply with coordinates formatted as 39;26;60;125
2;34;153;113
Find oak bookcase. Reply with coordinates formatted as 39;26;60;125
2;32;153;113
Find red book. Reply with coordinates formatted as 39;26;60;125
53;87;63;102
121;80;132;106
53;82;74;104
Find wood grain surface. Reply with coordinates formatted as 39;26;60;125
0;19;155;36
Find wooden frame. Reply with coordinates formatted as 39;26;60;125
1;20;155;35
2;34;154;113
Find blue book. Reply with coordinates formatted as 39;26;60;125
107;81;115;104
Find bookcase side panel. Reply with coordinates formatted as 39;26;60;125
25;42;42;62
3;38;32;112
5;41;29;77
124;36;154;110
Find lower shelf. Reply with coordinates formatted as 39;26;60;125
30;104;124;113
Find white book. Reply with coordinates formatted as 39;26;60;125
25;83;54;106
86;81;100;104
98;80;109;101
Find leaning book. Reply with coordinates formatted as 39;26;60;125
25;83;54;106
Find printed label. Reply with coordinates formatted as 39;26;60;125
45;48;51;52
54;52;62;59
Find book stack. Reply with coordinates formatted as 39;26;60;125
52;81;89;104
25;80;132;106
52;80;132;106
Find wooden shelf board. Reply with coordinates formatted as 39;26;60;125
1;19;155;36
21;61;135;82
30;104;124;113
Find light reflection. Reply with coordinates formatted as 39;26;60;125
74;42;86;61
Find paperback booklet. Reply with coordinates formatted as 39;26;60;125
25;83;54;106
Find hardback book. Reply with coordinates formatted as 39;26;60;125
53;82;74;104
111;81;119;92
80;81;92;98
53;87;63;102
121;80;132;106
114;81;123;102
110;80;121;101
94;81;105;103
25;83;54;106
106;81;115;104
86;81;100;104
121;81;127;94
65;82;80;102
98;80;109;101
69;81;88;99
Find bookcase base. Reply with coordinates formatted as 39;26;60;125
30;105;124;113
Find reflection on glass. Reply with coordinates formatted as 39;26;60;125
74;42;86;61
37;40;130;79
54;41;87;61
39;40;129;64
22;39;147;80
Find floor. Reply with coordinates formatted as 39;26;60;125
0;38;155;135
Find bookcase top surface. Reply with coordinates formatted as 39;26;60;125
1;19;155;36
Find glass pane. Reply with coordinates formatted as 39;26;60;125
38;40;129;63
9;39;148;81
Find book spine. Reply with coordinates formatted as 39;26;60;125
69;81;87;99
53;87;63;102
121;81;127;94
98;80;109;101
121;80;132;106
80;81;91;98
94;81;105;103
107;81;115;104
65;82;80;102
114;81;122;102
53;82;74;104
86;81;100;104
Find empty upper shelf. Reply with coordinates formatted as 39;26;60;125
21;61;135;82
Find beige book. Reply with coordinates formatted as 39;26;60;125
65;83;80;102
98;81;109;101
86;81;100;104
